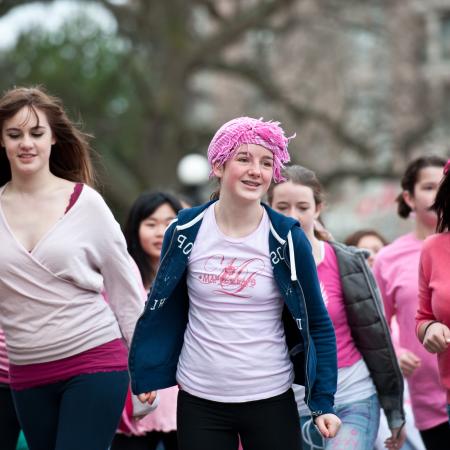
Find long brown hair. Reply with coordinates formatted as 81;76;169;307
0;86;96;186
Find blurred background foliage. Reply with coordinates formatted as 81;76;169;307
0;0;449;237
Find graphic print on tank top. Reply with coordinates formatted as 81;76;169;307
197;254;266;298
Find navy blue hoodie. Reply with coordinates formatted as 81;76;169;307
129;201;337;416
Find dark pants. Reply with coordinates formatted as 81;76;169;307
111;430;178;450
0;384;21;450
419;420;450;450
12;370;129;450
177;389;301;450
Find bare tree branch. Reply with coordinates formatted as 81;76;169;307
194;0;226;23
187;0;295;67
203;58;375;156
397;117;435;157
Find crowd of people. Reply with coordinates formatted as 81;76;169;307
0;86;449;450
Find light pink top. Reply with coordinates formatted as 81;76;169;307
177;205;293;402
373;233;448;430
0;183;145;365
0;330;9;384
138;387;178;432
317;242;361;368
416;232;450;403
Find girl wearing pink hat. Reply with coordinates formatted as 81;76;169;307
129;117;341;450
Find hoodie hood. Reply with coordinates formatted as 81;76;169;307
176;200;300;239
175;200;302;281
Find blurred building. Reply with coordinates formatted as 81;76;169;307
191;0;450;239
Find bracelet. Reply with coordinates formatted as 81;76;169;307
423;320;439;340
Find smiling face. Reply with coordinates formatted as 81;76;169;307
1;105;55;179
270;181;321;236
138;203;177;263
213;144;274;202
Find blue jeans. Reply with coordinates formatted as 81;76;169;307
300;394;380;450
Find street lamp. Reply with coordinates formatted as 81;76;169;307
176;153;210;205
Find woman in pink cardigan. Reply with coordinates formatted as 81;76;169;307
416;159;450;425
0;87;145;450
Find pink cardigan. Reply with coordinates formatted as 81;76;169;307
0;184;145;364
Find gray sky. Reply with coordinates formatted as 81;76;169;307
0;1;115;49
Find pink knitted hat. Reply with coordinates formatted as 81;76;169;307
207;117;294;183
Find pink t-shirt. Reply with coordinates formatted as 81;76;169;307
177;205;294;402
417;232;450;403
373;233;448;430
317;242;361;368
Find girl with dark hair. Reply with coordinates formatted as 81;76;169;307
373;156;450;450
112;191;182;450
129;117;341;450
269;165;405;450
124;192;183;290
416;159;450;424
0;86;145;450
344;229;388;268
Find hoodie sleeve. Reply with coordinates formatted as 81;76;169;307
292;226;338;416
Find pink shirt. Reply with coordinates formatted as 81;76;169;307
373;233;448;430
416;232;450;403
9;339;127;390
317;242;361;368
177;205;293;402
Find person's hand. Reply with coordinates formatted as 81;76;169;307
423;322;450;353
138;391;157;405
398;351;421;377
314;413;341;438
384;426;406;449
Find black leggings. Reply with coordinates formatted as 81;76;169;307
177;389;301;450
111;430;178;450
12;370;129;450
419;421;450;450
0;384;21;450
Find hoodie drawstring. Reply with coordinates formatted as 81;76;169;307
287;231;297;281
